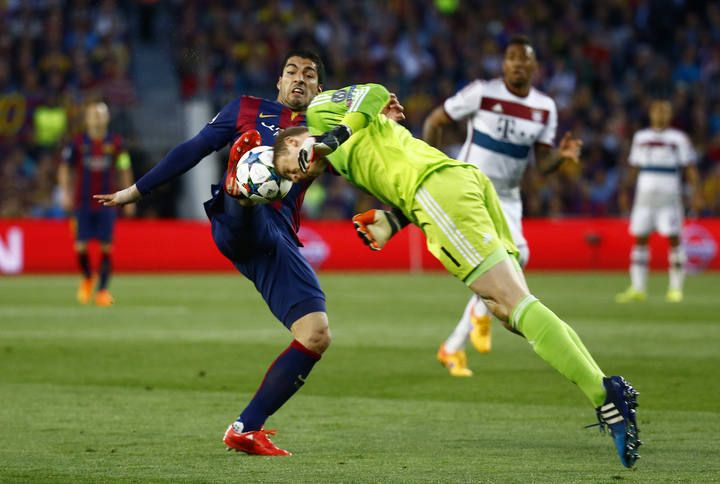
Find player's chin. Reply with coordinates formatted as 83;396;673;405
286;95;309;110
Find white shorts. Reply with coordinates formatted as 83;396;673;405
498;196;529;266
629;200;683;237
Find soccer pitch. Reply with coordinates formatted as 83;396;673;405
1;272;718;483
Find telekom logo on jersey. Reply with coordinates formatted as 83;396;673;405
0;226;23;274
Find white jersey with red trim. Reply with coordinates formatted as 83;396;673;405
443;78;558;201
629;127;696;202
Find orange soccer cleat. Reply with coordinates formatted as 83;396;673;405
436;344;473;377
223;423;291;456
469;313;492;354
94;289;114;307
76;278;93;305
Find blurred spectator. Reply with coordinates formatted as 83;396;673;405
3;0;720;220
0;0;135;218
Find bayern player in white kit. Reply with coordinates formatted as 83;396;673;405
616;99;699;304
422;36;583;376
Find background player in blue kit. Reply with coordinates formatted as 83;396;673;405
95;50;329;456
59;101;134;307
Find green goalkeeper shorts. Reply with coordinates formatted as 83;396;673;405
409;164;519;285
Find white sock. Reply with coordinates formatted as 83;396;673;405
444;295;477;353
630;245;649;292
669;246;686;292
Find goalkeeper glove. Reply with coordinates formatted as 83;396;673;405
225;129;262;198
298;125;352;173
351;209;404;251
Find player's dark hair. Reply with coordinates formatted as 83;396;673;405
280;49;326;85
273;126;309;160
507;35;532;49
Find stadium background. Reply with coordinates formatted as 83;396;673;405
1;0;719;274
1;2;720;482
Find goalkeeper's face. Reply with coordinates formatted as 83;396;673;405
274;130;320;183
277;56;322;111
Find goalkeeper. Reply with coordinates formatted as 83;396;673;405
272;83;641;469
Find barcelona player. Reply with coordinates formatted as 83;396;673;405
59;101;134;307
95;50;326;456
272;82;641;468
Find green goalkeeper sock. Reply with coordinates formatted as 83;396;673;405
511;296;606;407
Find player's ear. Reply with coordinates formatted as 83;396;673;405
317;83;323;93
277;77;282;91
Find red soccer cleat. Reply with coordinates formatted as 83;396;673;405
223;423;292;456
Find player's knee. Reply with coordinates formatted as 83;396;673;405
306;325;331;354
291;312;331;354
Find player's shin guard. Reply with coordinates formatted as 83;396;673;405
238;340;321;432
668;246;686;292
511;296;606;407
630;246;649;293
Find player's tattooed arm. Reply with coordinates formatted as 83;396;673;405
422;106;454;148
535;132;582;175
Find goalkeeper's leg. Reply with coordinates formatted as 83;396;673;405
468;257;606;407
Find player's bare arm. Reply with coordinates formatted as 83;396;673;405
422;106;454;147
534;132;583;175
119;160;136;217
57;162;73;212
94;184;142;206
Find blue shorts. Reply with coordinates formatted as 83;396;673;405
206;191;326;329
75;208;116;243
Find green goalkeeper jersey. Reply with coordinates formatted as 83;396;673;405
306;83;466;218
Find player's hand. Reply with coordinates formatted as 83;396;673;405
225;129;262;198
382;93;406;122
94;184;141;206
352;209;396;251
299;126;352;173
558;132;582;164
298;136;320;173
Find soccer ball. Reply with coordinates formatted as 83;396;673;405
235;146;292;204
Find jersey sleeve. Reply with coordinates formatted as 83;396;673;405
200;98;241;150
346;84;390;118
307;84;390;135
536;99;558;146
677;132;697;166
443;80;484;121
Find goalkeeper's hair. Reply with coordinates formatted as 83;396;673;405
280;49;326;85
273;126;309;159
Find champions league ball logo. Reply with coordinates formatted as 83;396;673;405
682;223;718;273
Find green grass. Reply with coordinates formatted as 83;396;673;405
1;272;719;483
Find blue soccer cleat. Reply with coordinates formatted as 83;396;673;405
592;376;642;468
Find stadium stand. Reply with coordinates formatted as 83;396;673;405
1;0;719;219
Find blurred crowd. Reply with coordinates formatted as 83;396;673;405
173;0;720;219
2;0;720;220
0;0;135;217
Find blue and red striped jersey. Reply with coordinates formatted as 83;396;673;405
136;95;313;236
63;133;124;211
